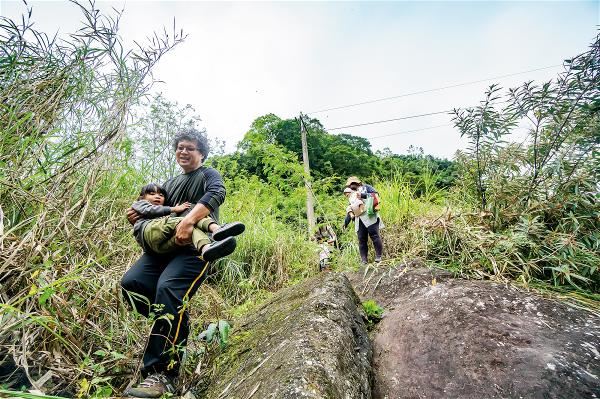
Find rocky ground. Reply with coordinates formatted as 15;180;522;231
3;264;598;398
201;272;372;399
346;264;600;399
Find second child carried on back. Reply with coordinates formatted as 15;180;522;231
132;183;245;262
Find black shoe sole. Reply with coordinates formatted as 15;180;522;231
212;222;245;241
202;236;237;262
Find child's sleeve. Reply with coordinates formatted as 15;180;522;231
343;213;352;229
132;200;172;218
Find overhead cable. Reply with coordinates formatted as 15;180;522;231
366;124;453;140
307;64;561;115
327;110;450;131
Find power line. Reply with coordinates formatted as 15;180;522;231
327;110;450;131
307;64;561;115
325;113;532;142
366;124;453;140
324;95;515;132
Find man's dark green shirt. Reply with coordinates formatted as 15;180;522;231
163;165;226;222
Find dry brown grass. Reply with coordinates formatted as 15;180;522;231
0;2;184;395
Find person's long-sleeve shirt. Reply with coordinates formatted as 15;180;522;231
162;166;226;222
132;200;174;249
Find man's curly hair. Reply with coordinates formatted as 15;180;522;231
172;128;210;159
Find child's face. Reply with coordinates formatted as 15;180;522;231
144;191;165;206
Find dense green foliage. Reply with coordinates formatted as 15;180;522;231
451;36;599;290
227;113;457;192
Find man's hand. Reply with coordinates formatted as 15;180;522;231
175;219;194;245
174;203;211;246
126;207;141;225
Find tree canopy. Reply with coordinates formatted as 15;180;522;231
230;113;457;191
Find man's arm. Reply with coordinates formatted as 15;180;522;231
175;168;226;245
175;203;212;245
197;168;226;212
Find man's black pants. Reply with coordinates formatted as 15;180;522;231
121;246;209;377
357;219;383;263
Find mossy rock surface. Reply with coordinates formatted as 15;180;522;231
203;272;372;399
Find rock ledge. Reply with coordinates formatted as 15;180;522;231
204;273;372;399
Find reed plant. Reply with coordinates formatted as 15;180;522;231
0;2;184;395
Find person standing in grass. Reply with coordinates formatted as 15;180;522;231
345;176;384;264
121;128;228;398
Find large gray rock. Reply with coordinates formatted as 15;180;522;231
348;265;600;399
203;273;372;399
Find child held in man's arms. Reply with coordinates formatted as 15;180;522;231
132;183;245;262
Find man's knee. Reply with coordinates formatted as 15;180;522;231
121;269;141;294
155;274;202;314
121;270;153;305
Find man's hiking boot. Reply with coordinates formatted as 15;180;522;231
202;236;236;262
212;222;245;241
124;373;175;398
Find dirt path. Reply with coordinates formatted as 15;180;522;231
346;264;600;399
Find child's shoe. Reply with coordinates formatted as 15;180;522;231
212;222;245;241
201;236;237;262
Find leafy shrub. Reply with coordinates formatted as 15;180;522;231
451;33;600;291
362;299;384;327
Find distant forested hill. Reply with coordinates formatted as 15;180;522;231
211;113;457;191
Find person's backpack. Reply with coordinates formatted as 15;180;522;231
364;195;376;216
364;193;381;216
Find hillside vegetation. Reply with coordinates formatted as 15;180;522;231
0;3;598;397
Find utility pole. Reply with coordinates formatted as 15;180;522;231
299;113;315;237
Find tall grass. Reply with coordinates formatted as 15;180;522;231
451;34;599;291
205;174;320;306
0;2;183;396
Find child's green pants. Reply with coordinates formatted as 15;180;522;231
143;216;214;254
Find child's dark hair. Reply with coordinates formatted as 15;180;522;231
139;183;168;200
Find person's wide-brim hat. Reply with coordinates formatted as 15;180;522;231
345;176;361;186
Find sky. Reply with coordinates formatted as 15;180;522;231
1;1;599;159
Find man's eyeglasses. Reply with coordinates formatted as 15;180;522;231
176;146;199;153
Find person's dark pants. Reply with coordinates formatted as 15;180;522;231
121;246;209;378
357;219;383;263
